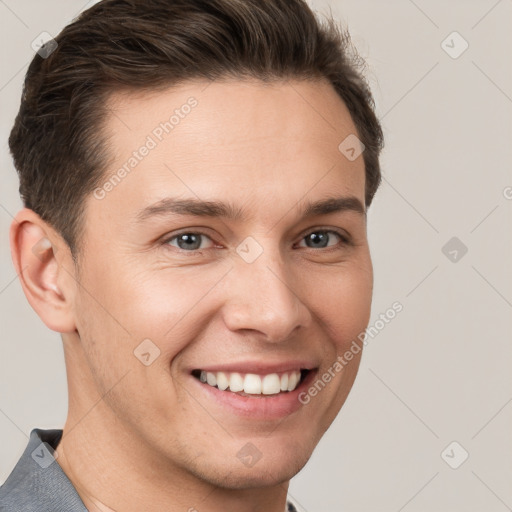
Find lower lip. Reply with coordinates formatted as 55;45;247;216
190;370;317;420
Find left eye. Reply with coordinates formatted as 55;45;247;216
165;232;214;251
297;230;345;249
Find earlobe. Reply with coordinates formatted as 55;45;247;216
9;208;77;333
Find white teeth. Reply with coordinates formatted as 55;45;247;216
287;371;299;391
197;369;303;395
229;372;244;392
243;374;262;394
206;372;216;387
216;371;229;391
262;373;281;395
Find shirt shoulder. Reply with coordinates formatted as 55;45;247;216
0;428;87;512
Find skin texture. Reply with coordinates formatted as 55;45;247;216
10;78;373;512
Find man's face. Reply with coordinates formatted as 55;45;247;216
68;79;372;488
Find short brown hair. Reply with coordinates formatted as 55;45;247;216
9;0;383;262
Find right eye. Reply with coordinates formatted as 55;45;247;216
162;231;216;252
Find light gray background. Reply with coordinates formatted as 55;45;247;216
1;1;511;511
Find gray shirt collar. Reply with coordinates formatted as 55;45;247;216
0;428;87;511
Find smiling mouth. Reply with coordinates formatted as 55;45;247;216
191;369;311;397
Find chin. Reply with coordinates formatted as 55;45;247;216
212;458;310;490
187;446;314;490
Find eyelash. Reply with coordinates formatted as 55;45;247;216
161;228;352;255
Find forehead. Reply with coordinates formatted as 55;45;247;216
104;78;359;151
89;79;365;230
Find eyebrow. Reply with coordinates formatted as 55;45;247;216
135;195;365;223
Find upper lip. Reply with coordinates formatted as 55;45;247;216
191;360;318;375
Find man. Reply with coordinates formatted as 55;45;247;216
0;0;383;510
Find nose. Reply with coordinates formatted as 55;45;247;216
221;248;312;343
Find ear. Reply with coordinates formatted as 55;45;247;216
9;208;77;333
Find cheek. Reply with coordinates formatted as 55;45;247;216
307;259;373;349
95;263;232;358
